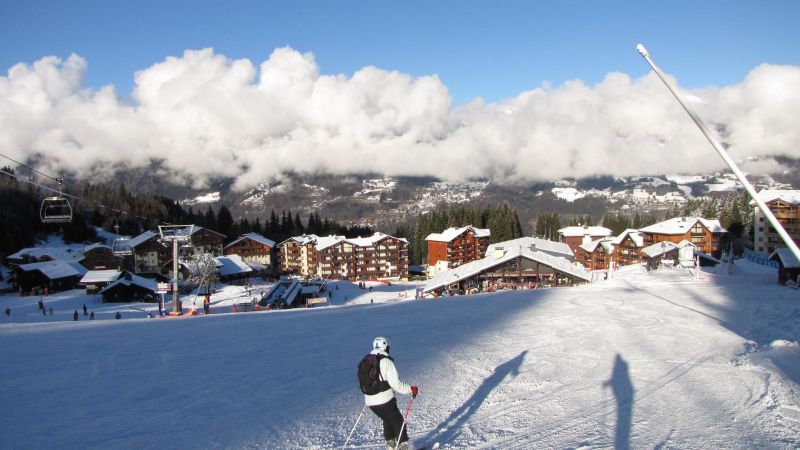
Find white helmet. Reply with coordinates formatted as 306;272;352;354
373;336;390;353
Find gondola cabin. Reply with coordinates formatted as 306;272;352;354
40;197;72;223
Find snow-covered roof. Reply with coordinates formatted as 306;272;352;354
245;261;268;271
641;241;677;258
611;229;644;247
7;246;83;262
557;226;612;238
80;270;122;284
84;243;111;252
424;245;590;293
316;235;346;251
18;260;81;279
279;234;320;247
98;272;158;294
770;248;800;269
190;226;226;238
639;217;727;235
224;232;276;249
127;230;159;248
486;237;573;259
347;232;409;248
579;238;614;254
215;254;253;276
425;226;491;243
753;189;800;205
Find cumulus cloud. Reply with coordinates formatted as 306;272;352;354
1;47;798;191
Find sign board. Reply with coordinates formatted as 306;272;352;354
307;297;328;305
156;283;170;294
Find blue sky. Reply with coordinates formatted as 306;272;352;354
2;0;799;105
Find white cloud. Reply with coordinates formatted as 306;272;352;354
1;47;798;191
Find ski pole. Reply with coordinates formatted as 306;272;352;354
341;404;368;450
395;397;415;450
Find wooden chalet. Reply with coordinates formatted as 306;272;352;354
611;229;645;267
577;238;615;271
98;272;159;303
557;225;613;257
425;225;491;277
14;260;84;294
769;248;800;285
81;243;118;270
224;232;276;267
639;217;727;259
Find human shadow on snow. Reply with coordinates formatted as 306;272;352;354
603;353;634;450
419;350;528;446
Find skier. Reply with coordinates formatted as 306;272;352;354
83;304;87;316
73;310;78;321
363;336;418;450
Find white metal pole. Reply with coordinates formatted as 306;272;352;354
636;44;800;263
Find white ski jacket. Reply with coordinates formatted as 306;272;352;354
364;349;412;406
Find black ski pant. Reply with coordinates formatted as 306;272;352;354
369;398;408;443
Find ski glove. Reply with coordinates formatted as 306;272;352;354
411;386;419;398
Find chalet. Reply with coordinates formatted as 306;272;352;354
214;254;254;282
639;217;726;259
426;226;491;277
127;226;227;276
423;245;590;296
277;234;320;275
6;246;82;267
752;190;800;255
557;225;613;257
98;272;158;303
14;260;84;294
486;237;574;262
128;230;167;274
81;243;118;270
224;232;276;267
769;248;800;285
577;238;615;271
611;229;645;267
641;240;697;271
80;269;122;294
185;226;226;257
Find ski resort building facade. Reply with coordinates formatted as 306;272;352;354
577;238;615;271
611;229;645;267
277;232;410;281
426;225;491;277
423;245;590;296
224;232;276;268
752;190;800;256
127;226;227;276
639;217;727;259
557;225;613;257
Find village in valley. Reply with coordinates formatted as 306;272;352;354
2;185;798;322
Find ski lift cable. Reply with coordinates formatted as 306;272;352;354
0;167;157;225
0;151;64;184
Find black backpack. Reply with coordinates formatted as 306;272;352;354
357;353;392;395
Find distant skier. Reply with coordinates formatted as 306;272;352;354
115;311;121;320
73;310;78;321
90;311;95;320
4;307;10;316
360;336;418;450
83;304;87;316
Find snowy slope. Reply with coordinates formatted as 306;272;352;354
1;265;799;449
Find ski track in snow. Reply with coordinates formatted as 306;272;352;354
1;264;799;449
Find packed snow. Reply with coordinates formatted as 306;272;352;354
1;262;799;449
